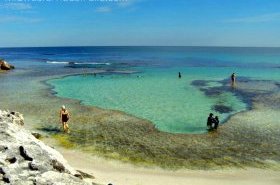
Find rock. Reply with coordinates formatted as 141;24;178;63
0;59;14;70
19;146;33;161
28;162;39;171
74;173;84;179
51;159;66;172
0;109;91;184
32;132;42;139
6;157;17;164
0;145;8;152
76;170;95;179
0;167;5;175
35;171;88;185
11;111;24;126
3;174;10;183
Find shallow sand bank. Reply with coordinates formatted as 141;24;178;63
51;144;280;185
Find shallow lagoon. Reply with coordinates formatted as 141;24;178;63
49;67;249;134
1;46;280;169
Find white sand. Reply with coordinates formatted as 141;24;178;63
51;145;280;185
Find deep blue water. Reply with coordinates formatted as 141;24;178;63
1;46;280;70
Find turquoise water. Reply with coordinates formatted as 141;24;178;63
2;46;279;134
49;67;251;134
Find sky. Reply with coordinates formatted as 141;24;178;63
0;0;280;47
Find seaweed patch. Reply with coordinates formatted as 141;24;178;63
212;104;233;113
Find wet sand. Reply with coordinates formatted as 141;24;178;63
47;141;280;185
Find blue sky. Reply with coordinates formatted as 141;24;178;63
0;0;280;47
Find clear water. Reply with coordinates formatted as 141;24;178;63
50;67;249;133
1;46;280;134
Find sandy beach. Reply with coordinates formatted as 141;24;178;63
54;145;280;185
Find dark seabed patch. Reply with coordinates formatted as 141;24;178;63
212;104;233;114
192;77;280;110
191;80;209;87
38;126;61;134
200;87;224;96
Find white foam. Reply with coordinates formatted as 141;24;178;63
46;61;111;65
46;61;69;64
74;62;111;65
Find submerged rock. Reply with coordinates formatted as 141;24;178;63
0;109;90;184
32;132;42;139
212;104;233;113
191;80;208;87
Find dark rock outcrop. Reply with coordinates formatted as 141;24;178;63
0;59;15;70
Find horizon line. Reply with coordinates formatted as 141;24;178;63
1;45;280;49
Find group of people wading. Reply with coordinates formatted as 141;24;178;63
58;72;237;133
207;113;219;131
206;72;236;131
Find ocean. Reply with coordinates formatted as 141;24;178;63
1;46;280;134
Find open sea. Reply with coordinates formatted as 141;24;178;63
1;46;280;134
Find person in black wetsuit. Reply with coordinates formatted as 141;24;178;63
214;116;219;129
231;73;236;88
178;72;182;79
207;113;214;130
60;105;70;133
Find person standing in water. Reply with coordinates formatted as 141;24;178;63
60;105;70;133
231;73;236;88
178;72;182;79
207;113;214;130
214;116;219;129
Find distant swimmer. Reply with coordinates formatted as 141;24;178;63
178;72;182;79
59;105;70;133
231;72;236;88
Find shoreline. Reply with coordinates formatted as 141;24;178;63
1;66;280;170
40;71;280;169
44;137;280;185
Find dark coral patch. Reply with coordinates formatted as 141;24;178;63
212;104;233;114
200;87;223;96
191;80;208;87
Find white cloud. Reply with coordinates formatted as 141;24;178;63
93;0;143;13
0;16;42;24
117;0;142;8
95;7;112;13
0;3;32;10
225;13;280;23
